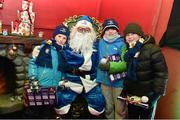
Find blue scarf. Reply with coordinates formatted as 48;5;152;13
35;39;64;71
124;41;143;81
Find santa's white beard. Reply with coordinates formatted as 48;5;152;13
69;26;97;71
69;29;96;55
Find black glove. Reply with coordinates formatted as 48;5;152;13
98;62;110;71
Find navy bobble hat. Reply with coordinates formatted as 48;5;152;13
53;25;70;39
123;23;144;37
103;19;119;32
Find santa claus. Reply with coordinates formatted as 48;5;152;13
55;15;105;118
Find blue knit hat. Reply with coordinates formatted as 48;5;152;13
53;25;70;39
103;19;119;32
79;15;93;24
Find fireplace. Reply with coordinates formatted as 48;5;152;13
0;35;42;115
0;56;16;95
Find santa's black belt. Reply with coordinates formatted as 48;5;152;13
67;69;93;78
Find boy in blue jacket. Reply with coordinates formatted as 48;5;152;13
25;24;70;118
96;19;127;119
28;25;69;88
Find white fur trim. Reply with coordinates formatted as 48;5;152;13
76;20;93;29
103;25;119;31
79;50;92;71
59;80;83;94
88;106;105;116
55;104;71;115
80;76;98;93
92;49;97;52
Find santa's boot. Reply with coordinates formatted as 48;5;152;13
90;112;106;119
55;113;72;120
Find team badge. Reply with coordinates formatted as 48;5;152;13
60;28;66;33
46;40;52;45
45;48;50;54
108;20;114;25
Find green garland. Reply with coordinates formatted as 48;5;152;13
63;15;103;39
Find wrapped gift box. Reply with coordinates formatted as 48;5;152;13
24;85;57;106
108;54;127;82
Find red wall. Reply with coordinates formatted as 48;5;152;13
156;47;180;119
0;0;172;40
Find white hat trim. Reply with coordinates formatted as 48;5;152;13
103;25;119;31
76;20;93;28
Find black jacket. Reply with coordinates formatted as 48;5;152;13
124;35;168;97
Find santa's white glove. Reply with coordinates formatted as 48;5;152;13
59;80;83;94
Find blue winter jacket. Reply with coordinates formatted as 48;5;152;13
28;43;62;88
96;37;126;88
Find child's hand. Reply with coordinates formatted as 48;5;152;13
98;62;110;71
98;58;110;71
32;46;40;58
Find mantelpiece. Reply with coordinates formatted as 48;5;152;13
0;35;43;53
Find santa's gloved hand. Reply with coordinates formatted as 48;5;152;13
58;80;68;90
98;62;110;71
